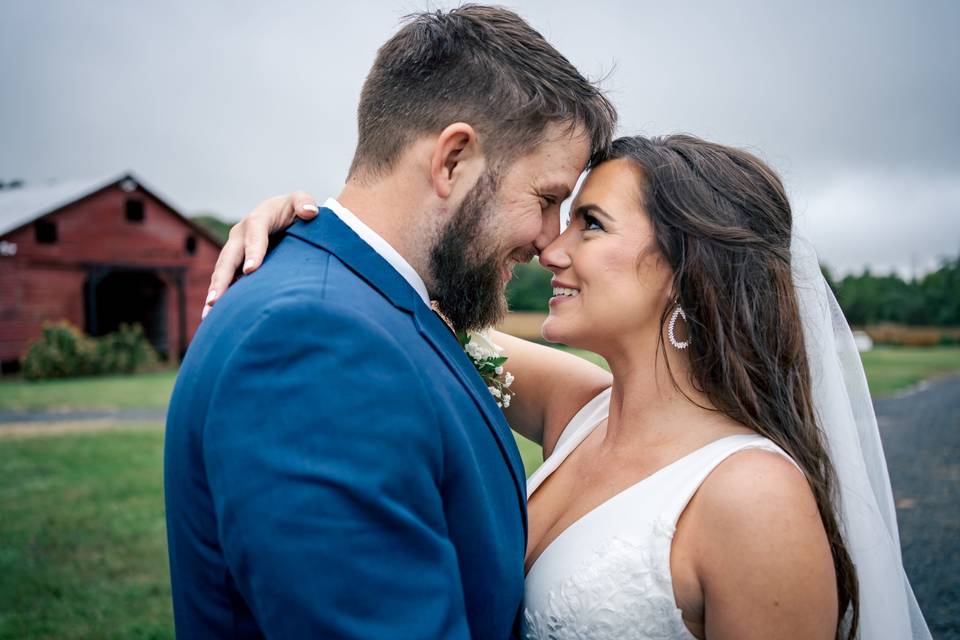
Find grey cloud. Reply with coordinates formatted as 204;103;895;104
1;0;957;273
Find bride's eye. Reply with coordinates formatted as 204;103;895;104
583;213;604;232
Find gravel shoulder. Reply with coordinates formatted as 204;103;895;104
875;374;960;638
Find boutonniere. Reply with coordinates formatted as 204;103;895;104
456;329;515;409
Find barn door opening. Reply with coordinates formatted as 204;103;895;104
86;269;168;357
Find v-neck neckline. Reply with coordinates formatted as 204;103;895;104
525;410;757;577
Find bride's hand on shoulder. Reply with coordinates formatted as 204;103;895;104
203;192;319;319
678;449;839;639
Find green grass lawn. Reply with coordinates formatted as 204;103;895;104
560;345;960;400
2;347;956;414
0;424;172;640
517;345;960;477
0;370;177;412
858;347;960;397
0;346;958;638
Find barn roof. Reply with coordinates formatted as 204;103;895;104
0;174;118;236
0;171;222;246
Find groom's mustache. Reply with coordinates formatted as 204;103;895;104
509;248;538;269
519;250;538;264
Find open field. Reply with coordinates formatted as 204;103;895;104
859;347;960;396
5;347;952;414
0;370;177;412
553;346;960;399
0;425;172;639
518;346;960;476
495;311;548;341
1;346;958;638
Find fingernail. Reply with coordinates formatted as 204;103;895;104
205;290;217;304
201;305;210;320
243;259;255;273
301;203;319;213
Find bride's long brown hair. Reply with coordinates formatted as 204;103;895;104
601;134;859;639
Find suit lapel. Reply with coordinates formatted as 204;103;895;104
413;305;529;533
287;211;528;531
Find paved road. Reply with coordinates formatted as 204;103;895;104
0;408;166;425
876;374;960;639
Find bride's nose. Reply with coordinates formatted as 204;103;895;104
538;232;573;273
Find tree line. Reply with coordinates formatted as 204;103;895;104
507;256;960;327
193;215;959;328
825;255;960;326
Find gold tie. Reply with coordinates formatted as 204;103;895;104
430;300;457;338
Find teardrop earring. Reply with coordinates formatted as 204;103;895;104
668;305;690;350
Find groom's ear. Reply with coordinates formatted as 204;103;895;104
430;123;484;199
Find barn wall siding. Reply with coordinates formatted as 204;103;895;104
0;182;221;365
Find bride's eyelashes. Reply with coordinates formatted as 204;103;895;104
582;212;604;232
571;208;605;232
570;204;609;233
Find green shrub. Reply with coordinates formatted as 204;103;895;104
21;321;99;380
21;321;159;380
96;323;159;374
939;333;960;346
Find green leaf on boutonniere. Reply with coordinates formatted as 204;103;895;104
457;329;516;410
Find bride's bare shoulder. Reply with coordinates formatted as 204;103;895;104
678;447;839;637
698;447;814;517
690;447;823;551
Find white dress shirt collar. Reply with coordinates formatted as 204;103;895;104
323;197;430;307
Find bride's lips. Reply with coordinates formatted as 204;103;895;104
549;280;580;307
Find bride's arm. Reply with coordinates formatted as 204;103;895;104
202;193;612;450
490;331;610;452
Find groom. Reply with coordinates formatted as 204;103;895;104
164;6;616;639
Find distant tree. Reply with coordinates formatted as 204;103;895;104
833;253;960;326
192;214;233;244
506;261;552;312
917;255;960;325
505;255;960;326
820;263;839;297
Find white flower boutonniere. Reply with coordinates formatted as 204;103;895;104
457;328;515;409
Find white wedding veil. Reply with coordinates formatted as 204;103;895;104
791;236;932;639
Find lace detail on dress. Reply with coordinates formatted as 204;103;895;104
523;519;696;640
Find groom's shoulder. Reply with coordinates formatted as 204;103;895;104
199;258;412;356
216;241;401;323
213;280;403;344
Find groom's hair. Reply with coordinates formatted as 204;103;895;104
348;5;616;180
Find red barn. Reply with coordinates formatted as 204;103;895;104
0;172;223;372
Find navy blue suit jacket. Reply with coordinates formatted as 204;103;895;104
164;210;528;638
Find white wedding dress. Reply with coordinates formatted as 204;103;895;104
521;237;931;639
522;387;799;640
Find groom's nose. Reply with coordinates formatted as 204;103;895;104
534;208;563;253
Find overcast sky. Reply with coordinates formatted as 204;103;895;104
2;0;958;275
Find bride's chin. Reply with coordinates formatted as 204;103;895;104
540;320;562;344
541;319;578;347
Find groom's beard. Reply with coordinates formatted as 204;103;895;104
429;171;510;333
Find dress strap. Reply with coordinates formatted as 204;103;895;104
659;435;801;527
526;387;612;497
554;387;612;451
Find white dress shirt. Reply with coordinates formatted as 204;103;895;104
323;197;430;307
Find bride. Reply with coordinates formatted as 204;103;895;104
204;134;930;639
